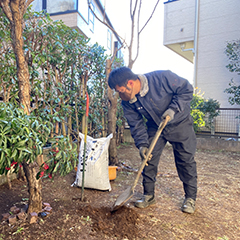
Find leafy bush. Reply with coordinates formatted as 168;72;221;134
0;103;78;179
224;40;240;106
197;98;220;129
0;103;52;175
191;90;220;132
224;79;240;106
191;92;205;132
37;135;78;179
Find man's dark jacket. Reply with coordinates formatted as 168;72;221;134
121;70;194;149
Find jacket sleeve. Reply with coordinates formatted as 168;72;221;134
122;101;149;149
161;70;193;113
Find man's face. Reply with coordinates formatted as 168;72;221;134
115;83;133;101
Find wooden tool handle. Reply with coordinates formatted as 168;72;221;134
131;115;171;190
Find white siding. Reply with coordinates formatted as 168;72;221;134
163;0;195;45
164;0;240;108
197;0;240;107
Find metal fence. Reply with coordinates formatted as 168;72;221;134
196;108;240;140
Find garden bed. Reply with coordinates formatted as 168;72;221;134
0;144;239;239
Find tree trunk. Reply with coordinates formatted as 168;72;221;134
7;171;12;190
0;1;41;214
68;115;72;143
106;59;119;165
10;1;31;115
22;161;42;213
101;108;106;137
120;118;125;143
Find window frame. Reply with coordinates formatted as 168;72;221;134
88;1;95;33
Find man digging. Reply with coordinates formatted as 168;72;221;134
108;67;197;214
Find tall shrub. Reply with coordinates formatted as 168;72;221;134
0;6;108;213
224;40;240;106
191;90;220;132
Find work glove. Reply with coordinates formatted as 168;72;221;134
139;146;148;160
162;108;175;122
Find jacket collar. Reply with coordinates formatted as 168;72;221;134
129;74;149;104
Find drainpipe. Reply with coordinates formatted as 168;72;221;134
180;0;199;90
193;0;199;91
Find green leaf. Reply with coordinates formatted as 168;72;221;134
23;149;32;154
23;127;30;134
53;161;60;173
36;171;41;180
0;151;4;163
55;151;61;159
15;140;27;148
11;149;18;158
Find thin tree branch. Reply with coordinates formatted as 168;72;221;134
132;0;142;65
139;0;160;34
88;1;127;49
132;0;138;20
0;0;13;22
22;0;34;17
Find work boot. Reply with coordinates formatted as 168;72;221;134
181;198;195;214
135;195;155;208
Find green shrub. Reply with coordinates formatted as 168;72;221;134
0;103;52;175
191;91;220;132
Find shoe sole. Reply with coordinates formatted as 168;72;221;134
181;207;195;214
134;199;156;208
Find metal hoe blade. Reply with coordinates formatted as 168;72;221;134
111;116;170;211
111;186;133;211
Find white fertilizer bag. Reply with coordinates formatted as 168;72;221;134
72;133;113;191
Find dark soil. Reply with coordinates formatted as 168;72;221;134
0;143;240;240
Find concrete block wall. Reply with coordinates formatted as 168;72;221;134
124;128;240;152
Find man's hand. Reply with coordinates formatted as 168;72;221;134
162;108;175;121
139;146;148;160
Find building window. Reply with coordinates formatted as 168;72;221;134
33;0;77;14
78;0;88;22
31;0;42;12
46;0;76;14
164;0;179;4
107;29;112;50
89;2;95;32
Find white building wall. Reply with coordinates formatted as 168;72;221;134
163;0;195;45
86;3;108;52
32;0;119;57
164;0;240;108
196;0;240;107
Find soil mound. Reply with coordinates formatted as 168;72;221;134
78;205;140;239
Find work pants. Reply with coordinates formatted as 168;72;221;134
142;116;197;200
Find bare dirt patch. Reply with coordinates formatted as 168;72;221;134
0;143;240;240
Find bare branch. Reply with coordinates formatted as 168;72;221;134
132;0;142;65
128;0;140;68
0;0;13;22
88;2;127;49
132;0;138;19
139;0;160;34
24;0;34;13
110;45;118;64
26;0;34;7
20;0;34;18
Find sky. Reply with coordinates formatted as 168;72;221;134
104;0;194;83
